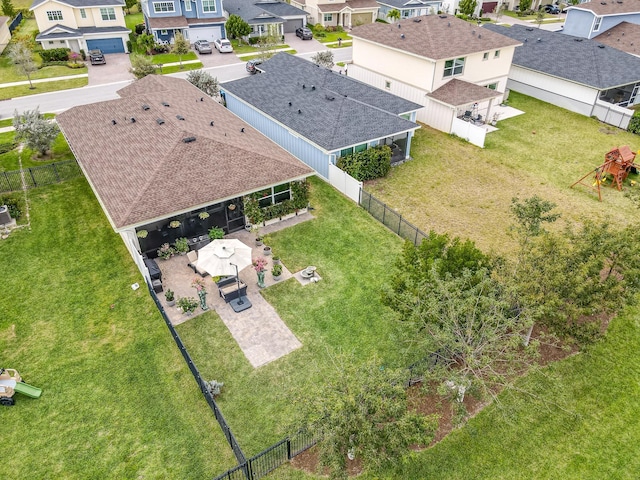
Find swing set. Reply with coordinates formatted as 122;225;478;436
571;146;636;201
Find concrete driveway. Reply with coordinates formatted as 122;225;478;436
87;53;134;86
284;33;326;54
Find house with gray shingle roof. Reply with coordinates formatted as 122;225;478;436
220;53;422;179
30;0;130;53
223;0;307;38
484;23;640;128
563;0;640;39
349;15;521;147
57;75;314;259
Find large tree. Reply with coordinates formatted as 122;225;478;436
136;33;155;55
13;108;60;157
387;9;400;22
171;32;190;69
8;42;37;90
1;0;15;18
291;355;436;480
225;14;251;42
458;0;477;16
186;69;219;97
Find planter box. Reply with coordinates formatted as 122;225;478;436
264;217;281;227
296;207;308;215
281;212;297;221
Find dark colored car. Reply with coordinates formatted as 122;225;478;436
541;4;560;14
89;49;106;65
194;40;213;54
246;59;263;74
295;27;313;40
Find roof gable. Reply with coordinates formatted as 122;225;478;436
221;53;421;151
57;76;313;229
484;23;640;89
350;14;521;60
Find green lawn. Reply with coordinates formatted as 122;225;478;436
125;12;143;32
1;178;237;478
0;78;88;101
229;39;292;55
150;51;198;64
176;178;410;455
315;31;351;44
0;132;75;171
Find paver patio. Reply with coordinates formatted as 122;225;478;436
155;213;315;367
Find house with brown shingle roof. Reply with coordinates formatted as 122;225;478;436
290;0;378;28
592;20;640;56
348;14;521;146
564;0;640;39
57;75;314;260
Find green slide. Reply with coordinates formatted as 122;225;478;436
14;382;42;399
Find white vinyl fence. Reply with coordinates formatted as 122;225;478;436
450;117;488;148
328;164;363;203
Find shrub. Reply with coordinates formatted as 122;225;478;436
0;141;17;154
79;49;86;60
336;145;392;181
66;62;84;69
204;380;224;396
208;226;224;239
135;23;146;34
126;40;132;53
174;237;189;254
40;47;71;62
628;110;640;135
248;36;260;45
0;194;23;220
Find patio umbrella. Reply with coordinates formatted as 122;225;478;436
196;238;253;278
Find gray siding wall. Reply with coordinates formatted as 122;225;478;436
224;93;331;179
563;9;596;38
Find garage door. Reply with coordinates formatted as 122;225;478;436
481;1;498;14
188;26;222;43
283;19;303;33
86;38;125;54
351;13;372;26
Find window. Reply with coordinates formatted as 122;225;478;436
443;57;464;77
202;0;216;13
402;9;411;17
184;0;191;11
256;184;291;208
48;41;54;44
153;1;175;13
385;80;391;89
100;7;116;20
594;16;602;32
80;8;86;18
483;52;489;61
486;83;498;90
340;147;353;158
354;143;367;153
324;14;333;22
47;10;63;21
494;50;500;58
160;29;168;35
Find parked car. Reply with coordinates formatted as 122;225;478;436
89;49;106;65
194;40;213;54
213;38;233;53
541;4;560;13
246;59;263;74
295;27;313;40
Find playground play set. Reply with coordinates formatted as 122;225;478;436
0;368;42;406
571;146;637;201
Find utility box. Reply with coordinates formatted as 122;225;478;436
0;205;12;225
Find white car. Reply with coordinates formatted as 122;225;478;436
214;38;233;53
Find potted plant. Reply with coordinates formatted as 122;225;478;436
263;245;272;256
272;255;281;265
271;263;282;281
198;211;210;220
174;237;189;255
252;225;263;246
157;243;175;260
253;257;268;288
208;226;225;240
177;296;198;315
165;289;175;307
136;229;148;239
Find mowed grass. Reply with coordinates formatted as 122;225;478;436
0;78;88;101
176;178;411;455
366;91;640;255
0;179;237;478
0;132;75;171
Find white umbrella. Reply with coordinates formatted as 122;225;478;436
196;239;253;277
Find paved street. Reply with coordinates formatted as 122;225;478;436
0;44;352;118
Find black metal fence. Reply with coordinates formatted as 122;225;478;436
8;12;22;32
359;189;429;246
146;281;247;465
0;160;83;193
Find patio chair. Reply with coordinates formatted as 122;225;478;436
462;111;472;121
187;250;208;277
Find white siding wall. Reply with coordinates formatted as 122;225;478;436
224;92;331;179
508;66;598;116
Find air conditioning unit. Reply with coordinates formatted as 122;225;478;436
0;205;12;225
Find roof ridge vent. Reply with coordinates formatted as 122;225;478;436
401;33;405;39
414;18;422;22
439;14;447;18
574;38;583;41
142;104;150;111
161;101;170;107
130;117;136;123
598;44;605;48
537;37;541;42
182;136;196;143
311;85;315;90
156;118;165;125
176;115;185;120
111;119;117;125
325;94;335;101
526;27;534;31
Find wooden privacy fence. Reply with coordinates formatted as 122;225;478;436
359;189;429;246
0;160;82;193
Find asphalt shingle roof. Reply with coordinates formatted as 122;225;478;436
350;14;521;60
222;53;421;151
484;23;640;89
569;0;640;15
224;0;304;24
30;0;124;9
592;21;640;56
57;75;314;230
256;1;307;17
428;78;503;106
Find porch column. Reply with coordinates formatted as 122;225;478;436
405;131;414;159
486;98;494;125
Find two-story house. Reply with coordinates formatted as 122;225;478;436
563;0;640;39
348;15;520;144
30;0;130;53
290;0;378;28
224;0;307;39
140;0;226;44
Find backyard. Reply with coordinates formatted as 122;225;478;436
2;90;640;480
